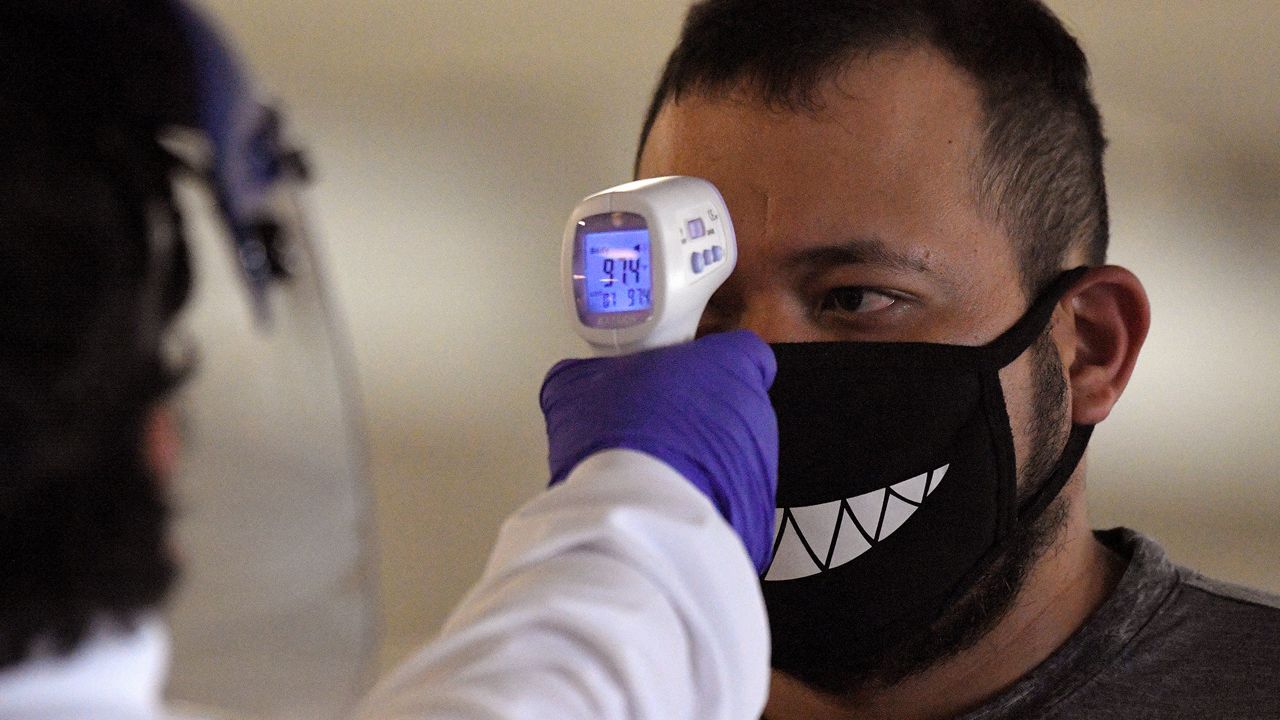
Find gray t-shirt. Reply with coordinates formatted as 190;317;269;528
961;528;1280;719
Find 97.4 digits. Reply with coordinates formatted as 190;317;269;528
581;227;653;315
591;244;650;310
596;252;651;309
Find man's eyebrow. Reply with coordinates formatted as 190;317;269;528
782;236;935;275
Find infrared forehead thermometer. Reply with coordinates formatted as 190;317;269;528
563;176;736;356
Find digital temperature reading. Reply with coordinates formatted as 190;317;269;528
583;229;653;314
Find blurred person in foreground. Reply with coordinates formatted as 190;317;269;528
0;2;776;719
634;1;1280;718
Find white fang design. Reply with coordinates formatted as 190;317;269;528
763;463;949;582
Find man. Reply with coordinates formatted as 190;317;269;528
0;2;776;719
636;1;1280;718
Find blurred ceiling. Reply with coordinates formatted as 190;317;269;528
208;1;1278;156
1055;1;1280;156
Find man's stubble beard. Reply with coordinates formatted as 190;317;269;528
802;327;1072;696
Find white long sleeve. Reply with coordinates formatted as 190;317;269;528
355;449;770;720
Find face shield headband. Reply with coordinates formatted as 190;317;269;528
168;0;310;322
762;266;1092;677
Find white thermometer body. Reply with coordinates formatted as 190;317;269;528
563;176;736;355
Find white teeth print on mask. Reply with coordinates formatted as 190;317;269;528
764;465;949;581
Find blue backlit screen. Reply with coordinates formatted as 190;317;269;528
583;229;652;314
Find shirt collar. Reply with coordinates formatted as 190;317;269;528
955;528;1180;719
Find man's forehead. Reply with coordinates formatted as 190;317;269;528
642;51;987;216
638;46;1026;334
646;54;990;232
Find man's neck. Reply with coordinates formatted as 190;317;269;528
764;489;1125;720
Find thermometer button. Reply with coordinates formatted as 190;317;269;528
691;251;704;274
712;245;724;262
703;248;714;265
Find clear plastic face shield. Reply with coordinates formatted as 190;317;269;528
158;4;376;718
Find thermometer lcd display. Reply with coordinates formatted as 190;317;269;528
582;229;653;314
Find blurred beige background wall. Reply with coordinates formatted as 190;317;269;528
201;0;1280;670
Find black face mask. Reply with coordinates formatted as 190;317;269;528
762;267;1092;679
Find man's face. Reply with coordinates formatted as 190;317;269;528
638;46;1074;686
639;45;1055;488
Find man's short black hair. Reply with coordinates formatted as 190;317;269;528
0;0;197;667
637;0;1109;294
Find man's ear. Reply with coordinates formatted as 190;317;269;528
1058;265;1151;425
144;404;181;483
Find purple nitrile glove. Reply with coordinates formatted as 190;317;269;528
540;329;779;573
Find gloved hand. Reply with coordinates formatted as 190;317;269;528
540;329;778;572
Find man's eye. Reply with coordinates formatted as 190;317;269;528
819;287;897;314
